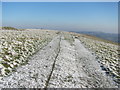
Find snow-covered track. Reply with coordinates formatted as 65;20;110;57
48;36;82;88
0;35;61;88
0;30;118;88
74;39;116;88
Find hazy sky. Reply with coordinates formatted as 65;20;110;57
0;1;2;27
2;2;118;33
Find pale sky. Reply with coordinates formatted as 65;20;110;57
1;1;119;33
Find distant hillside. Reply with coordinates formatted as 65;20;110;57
1;27;25;31
2;27;18;30
71;31;119;43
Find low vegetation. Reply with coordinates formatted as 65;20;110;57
0;29;58;77
2;27;18;30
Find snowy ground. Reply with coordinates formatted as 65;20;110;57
0;30;118;88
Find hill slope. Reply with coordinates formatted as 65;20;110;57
0;29;119;88
71;31;119;43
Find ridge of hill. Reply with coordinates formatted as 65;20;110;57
70;31;119;44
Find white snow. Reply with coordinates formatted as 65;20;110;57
0;30;118;88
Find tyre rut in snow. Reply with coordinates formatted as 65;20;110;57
0;35;61;88
74;38;117;88
48;36;85;88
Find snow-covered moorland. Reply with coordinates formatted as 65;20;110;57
0;29;119;88
75;34;119;84
0;29;58;77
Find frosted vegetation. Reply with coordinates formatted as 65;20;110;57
0;29;119;87
0;29;58;77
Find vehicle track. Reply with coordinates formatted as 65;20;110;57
0;35;61;88
48;36;82;88
47;36;117;88
44;35;61;88
0;34;117;88
74;38;117;88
